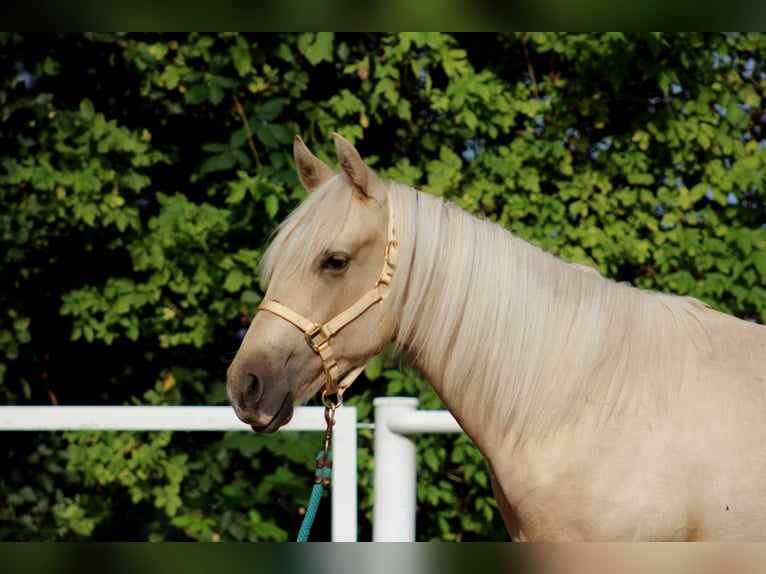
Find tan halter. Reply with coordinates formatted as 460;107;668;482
257;187;397;407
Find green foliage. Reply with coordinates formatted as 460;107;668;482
53;431;188;537
2;33;765;541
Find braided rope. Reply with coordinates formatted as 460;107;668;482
296;450;332;542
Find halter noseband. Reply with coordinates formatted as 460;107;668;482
257;187;397;407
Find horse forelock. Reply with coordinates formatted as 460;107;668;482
258;177;353;288
386;182;712;444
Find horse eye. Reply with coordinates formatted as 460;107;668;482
320;254;349;272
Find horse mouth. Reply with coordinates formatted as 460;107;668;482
250;392;293;434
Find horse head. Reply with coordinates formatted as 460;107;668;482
227;133;397;432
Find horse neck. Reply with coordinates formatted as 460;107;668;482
387;184;707;452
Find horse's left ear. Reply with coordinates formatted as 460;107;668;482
294;135;336;192
333;132;383;199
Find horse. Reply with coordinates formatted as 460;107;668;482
227;133;766;541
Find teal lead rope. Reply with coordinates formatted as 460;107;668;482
297;450;332;542
296;400;337;542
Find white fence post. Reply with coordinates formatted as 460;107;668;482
330;405;357;542
372;397;464;542
372;396;419;542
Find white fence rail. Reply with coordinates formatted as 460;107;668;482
0;400;462;542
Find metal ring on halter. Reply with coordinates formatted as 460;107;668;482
321;388;343;409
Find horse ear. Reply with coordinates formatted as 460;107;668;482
293;135;336;192
333;132;380;198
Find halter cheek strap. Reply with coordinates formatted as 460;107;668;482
257;187;397;406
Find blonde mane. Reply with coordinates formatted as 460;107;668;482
385;182;711;442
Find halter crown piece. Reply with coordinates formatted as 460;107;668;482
257;187;398;408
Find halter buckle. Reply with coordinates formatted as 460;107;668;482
305;324;330;353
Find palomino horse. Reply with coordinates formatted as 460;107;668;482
227;133;766;541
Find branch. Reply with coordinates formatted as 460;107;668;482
520;35;539;99
233;95;262;170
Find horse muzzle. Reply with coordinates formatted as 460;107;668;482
227;369;295;433
247;391;294;433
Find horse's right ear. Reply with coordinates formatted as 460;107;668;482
293;135;336;192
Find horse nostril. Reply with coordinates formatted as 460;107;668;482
246;373;264;404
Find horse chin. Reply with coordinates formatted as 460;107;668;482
250;391;294;434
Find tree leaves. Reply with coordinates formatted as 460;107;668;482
297;32;334;65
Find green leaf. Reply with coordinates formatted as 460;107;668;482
200;152;236;173
364;355;382;381
690;183;709;202
201;142;228;152
223;268;247;292
298;32;334;65
79;98;95;121
258;98;287;122
253;520;288;541
229;128;248;149
230;43;253;77
423;448;440;473
185;84;208;105
627;172;654;186
254;124;279;149
208;83;224;105
42;55;60;76
164;65;180;90
264;194;279;219
753;251;766;282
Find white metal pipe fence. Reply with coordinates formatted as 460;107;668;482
0;405;357;542
0;400;462;542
